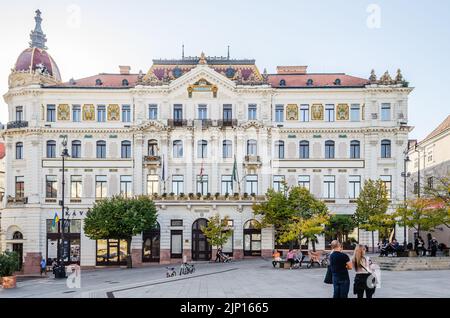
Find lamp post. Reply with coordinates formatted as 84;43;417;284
57;135;70;278
401;153;411;248
414;144;421;198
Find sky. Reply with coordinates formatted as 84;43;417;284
1;0;449;140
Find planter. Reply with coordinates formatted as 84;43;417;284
1;276;17;289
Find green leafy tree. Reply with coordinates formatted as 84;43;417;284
201;214;233;251
325;214;357;243
0;251;20;277
84;195;158;268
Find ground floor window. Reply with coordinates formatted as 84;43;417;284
143;223;160;263
170;230;183;259
46;219;81;265
244;219;261;256
222;231;233;256
96;239;128;266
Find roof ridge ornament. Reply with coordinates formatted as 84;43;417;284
198;52;207;65
379;70;393;85
29;9;48;50
369;69;377;82
395;69;403;83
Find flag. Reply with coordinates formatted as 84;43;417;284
161;154;165;181
232;155;238;190
199;161;204;182
51;212;60;229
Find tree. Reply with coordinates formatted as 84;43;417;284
201;214;233;251
325;214;357;243
354;179;390;252
84;195;158;268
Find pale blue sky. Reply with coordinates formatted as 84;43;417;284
1;0;449;140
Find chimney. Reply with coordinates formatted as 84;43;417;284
119;65;131;75
276;66;308;75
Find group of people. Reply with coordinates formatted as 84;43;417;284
272;249;306;268
378;238;401;256
415;235;439;257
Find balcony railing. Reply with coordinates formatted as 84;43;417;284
144;155;161;164
245;155;261;163
7;195;28;204
168;119;187;127
7;121;29;129
219;119;237;127
193;119;212;129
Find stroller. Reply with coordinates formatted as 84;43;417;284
216;249;232;263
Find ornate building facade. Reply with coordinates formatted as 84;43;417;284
1;11;413;272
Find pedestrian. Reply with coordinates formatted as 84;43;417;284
272;250;282;267
40;258;47;276
329;240;352;298
215;247;222;262
286;249;295;269
352;245;376;298
419;237;426;256
430;237;438;257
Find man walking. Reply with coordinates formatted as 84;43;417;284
40;258;47;276
329;240;352;298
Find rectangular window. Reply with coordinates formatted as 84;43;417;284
173;104;183;121
196;175;208;195
120;176;132;198
72;105;81;122
47;105;56;122
380;175;392;199
170;230;183;258
197;104;208;120
350;104;360;122
275;105;284;122
222;141;232;158
149;104;158;120
70;175;82;199
95;175;107;199
248;104;257;120
298;175;310;191
15;176;24;198
15;106;23;122
171;219;183;227
325;104;335;122
349;175;361;199
16;143;23;159
381;103;391;121
122;105;131;123
223;104;232;121
221;175;233;195
147;174;159;195
46;175;57;198
324;175;335;199
273;175;285;192
300;104;309;122
97;105;106;122
245;175;258;195
172;175;184;195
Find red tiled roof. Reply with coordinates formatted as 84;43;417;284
0;143;5;160
267;73;369;88
421;115;450;143
54;74;139;88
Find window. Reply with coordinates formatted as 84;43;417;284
171;220;183;227
47;105;56;122
15;176;24;198
197;140;208;158
95;79;102;86
245;175;258;194
46;140;56;158
299;140;309;159
15;106;23;122
97;105;106;122
350;140;360;159
71;140;81;158
247;140;257;156
148;139;158;156
121;141;132;158
275;105;284;122
381;139;391;158
223;104;232;121
173;104;183;121
350;104;360;122
427;176;434;189
349;175;361;199
70;176;82;199
380;175;392;199
15;142;23;159
306;79;314;86
279;79;286;86
221;175;232;195
325;104;335;122
120;176;132;198
170;230;183;258
45;175;57;198
323;176;335;199
122;105;131;122
275;141;285;159
325;140;335;159
96;141;106;158
381;103;391;121
298;175;310;191
197;104;207;119
149;104;158;120
122;79;129;86
273;175;285;192
147;175;159;195
173;140;183;158
72;105;81;122
196;175;208;195
95;175;107;199
248;104;257;120
300;104;309;122
222;140;232;158
172;175;184;195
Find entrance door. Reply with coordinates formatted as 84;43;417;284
244;220;261;256
192;219;211;261
12;243;23;271
143;223;160;263
96;239;128;266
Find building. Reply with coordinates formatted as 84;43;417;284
407;115;450;245
1;11;413;273
0;142;5;252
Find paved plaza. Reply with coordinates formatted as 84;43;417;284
1;258;450;298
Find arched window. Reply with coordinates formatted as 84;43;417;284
46;140;56;158
96;140;106;159
71;140;81;158
381;139;391;158
279;79;286;86
350;140;360;159
334;78;341;85
275;141;285;159
306;79;314;86
95;78;102;86
243;219;261;256
121;140;132;158
197;140;208;158
325;140;335;159
247;140;257;156
148;139;158;156
15;142;23;160
12;231;23;240
122;79;129;86
173;140;183;158
222;140;232;158
299;140;309;159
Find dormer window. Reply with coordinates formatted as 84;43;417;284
306;79;314;86
279;79;286;86
95;79;103;86
334;78;341;85
122;79;129;86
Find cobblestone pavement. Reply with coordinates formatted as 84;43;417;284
1;258;449;298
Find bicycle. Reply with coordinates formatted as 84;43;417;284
321;253;330;267
166;266;176;278
180;262;195;275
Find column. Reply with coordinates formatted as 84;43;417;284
133;132;144;195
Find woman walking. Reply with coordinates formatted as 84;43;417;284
352;244;376;298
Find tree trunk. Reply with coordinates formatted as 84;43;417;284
312;238;316;252
126;237;132;269
372;231;375;253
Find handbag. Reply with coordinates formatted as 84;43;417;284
324;265;333;284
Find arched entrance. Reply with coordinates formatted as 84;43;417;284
143;222;160;263
192;218;211;261
244;220;261;256
12;231;24;270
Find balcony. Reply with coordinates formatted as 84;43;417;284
193;119;212;129
6;195;28;205
7;121;29;129
244;155;262;168
168;119;187;128
219;119;237;127
143;155;161;166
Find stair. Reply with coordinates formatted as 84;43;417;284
372;256;450;271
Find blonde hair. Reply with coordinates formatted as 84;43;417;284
352;244;366;270
330;240;341;250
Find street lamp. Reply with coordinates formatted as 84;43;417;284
401;153;411;248
414;144;421;198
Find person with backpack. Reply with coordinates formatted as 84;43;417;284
329;240;352;298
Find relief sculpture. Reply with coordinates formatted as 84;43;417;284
57;104;70;121
108;104;120;121
336;104;349;120
311;104;324;120
83;104;95;121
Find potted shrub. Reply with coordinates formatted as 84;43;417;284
161;193;167;199
225;192;230;200
233;193;240;200
0;251;20;289
179;193;185;199
169;192;175;199
196;192;202;199
243;192;249;199
206;193;211;200
188;193;194;200
214;192;220;200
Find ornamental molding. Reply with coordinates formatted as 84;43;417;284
239;121;266;130
135;120;166;132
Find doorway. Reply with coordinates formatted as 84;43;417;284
192;219;211;261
